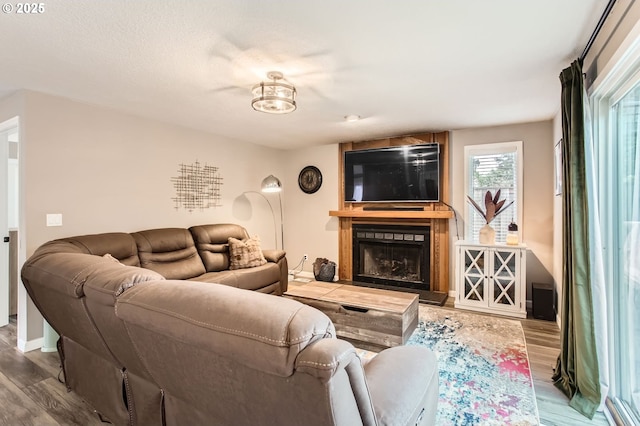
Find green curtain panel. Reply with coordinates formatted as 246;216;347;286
552;59;601;418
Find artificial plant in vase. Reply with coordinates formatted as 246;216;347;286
467;190;514;244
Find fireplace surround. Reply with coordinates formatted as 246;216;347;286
352;224;430;291
330;131;452;301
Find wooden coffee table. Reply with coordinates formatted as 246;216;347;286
285;281;419;351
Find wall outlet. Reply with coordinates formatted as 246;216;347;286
303;254;309;261
46;213;63;227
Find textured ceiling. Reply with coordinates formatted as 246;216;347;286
0;0;606;149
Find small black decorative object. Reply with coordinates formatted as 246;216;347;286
298;165;322;194
313;257;336;282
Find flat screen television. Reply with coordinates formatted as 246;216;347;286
344;143;440;202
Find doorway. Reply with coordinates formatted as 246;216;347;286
0;117;19;328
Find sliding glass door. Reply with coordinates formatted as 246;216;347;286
611;81;640;420
592;53;640;423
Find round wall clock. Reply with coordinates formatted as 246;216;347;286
298;165;323;194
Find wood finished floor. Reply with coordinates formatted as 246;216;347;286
0;299;610;425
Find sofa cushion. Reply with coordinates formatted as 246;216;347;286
22;250;163;308
132;228;206;280
188;262;281;291
22;252;123;299
20;252;161;364
116;281;335;377
33;233;140;267
189;224;249;272
82;260;165;303
228;236;267;270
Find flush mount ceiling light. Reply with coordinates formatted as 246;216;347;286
251;71;297;114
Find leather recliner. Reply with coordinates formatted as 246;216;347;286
116;280;439;425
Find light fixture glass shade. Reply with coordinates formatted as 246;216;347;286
261;175;282;193
251;72;296;114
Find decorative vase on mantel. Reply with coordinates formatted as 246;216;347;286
478;223;496;245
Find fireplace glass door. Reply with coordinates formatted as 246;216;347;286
353;225;430;290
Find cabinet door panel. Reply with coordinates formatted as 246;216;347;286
463;274;485;303
492;277;516;306
463;248;485;276
492;250;517;279
460;247;487;305
489;248;520;309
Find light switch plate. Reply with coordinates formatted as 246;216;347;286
46;213;62;227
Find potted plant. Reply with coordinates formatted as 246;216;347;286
467;190;514;244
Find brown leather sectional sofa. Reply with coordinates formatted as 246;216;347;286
28;223;288;295
21;223;439;426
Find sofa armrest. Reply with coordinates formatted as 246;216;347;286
263;249;288;294
295;338;355;381
296;339;378;426
262;249;286;263
364;346;438;426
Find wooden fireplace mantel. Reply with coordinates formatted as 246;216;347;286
333;132;452;294
329;210;453;219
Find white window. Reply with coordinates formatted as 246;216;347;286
464;141;523;243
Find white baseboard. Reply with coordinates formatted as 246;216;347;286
18;337;44;353
448;290;457;299
41;341;58;353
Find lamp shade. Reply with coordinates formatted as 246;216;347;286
261;175;282;193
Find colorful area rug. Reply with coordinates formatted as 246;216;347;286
360;307;539;425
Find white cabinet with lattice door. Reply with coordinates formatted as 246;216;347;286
454;241;527;318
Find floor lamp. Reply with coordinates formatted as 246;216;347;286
261;175;284;250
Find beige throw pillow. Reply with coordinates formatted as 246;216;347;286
228;235;267;270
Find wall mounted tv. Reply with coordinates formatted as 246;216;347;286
344;143;440;203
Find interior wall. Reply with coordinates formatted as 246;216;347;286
8;143;18;228
23;91;284;251
552;111;563;324
7;130;18;318
450;120;555;308
282;144;340;277
17;90;285;343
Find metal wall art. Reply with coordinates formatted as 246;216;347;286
171;160;223;211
